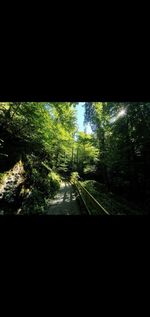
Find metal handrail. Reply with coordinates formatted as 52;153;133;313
74;181;91;215
41;162;52;172
75;180;110;215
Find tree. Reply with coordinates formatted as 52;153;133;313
74;131;99;174
84;102;150;212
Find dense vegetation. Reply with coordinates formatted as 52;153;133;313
0;103;77;213
0;102;149;214
84;102;150;214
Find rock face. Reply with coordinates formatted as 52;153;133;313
0;161;25;214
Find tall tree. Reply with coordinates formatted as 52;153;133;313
84;102;150;212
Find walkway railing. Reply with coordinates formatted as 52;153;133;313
74;180;110;215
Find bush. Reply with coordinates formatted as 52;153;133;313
70;172;79;184
21;170;61;213
20;155;62;213
47;171;61;197
21;188;48;214
0;173;4;183
0;172;8;187
81;180;98;196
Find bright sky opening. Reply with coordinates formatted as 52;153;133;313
76;102;92;133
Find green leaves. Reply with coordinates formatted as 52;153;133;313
74;131;99;173
84;102;150;212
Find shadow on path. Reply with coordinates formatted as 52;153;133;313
47;182;81;215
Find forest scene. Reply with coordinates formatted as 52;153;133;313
0;102;150;215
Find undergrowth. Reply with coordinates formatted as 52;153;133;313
81;180;142;215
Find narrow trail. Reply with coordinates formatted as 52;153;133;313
46;181;81;215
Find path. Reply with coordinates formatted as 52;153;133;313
46;181;81;215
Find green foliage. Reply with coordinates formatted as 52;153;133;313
70;172;79;184
0;102;78;213
81;180;142;215
1;101;149;214
81;180;98;195
0;102;77;160
47;171;61;197
84;102;150;213
0;173;3;182
74;132;99;174
21;164;61;213
0;172;8;186
21;188;48;214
